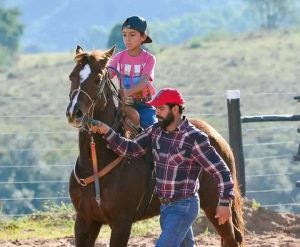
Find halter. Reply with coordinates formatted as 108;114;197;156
70;67;122;132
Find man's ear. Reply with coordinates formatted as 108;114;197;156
172;105;179;114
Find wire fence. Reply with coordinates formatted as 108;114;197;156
0;93;300;217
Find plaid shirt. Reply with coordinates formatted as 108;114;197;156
104;117;234;204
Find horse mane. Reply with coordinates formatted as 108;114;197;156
74;50;107;63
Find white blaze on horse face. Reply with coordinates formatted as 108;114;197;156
69;64;91;116
80;64;91;83
69;90;79;116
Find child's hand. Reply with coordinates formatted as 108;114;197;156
118;89;126;100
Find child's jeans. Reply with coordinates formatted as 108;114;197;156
134;103;157;129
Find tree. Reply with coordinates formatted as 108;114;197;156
0;5;23;66
106;23;125;52
244;0;297;30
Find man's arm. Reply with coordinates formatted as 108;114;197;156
191;132;234;225
91;121;151;158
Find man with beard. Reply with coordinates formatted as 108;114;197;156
91;88;234;247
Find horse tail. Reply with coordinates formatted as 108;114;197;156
229;154;245;246
213;126;245;245
190;119;245;245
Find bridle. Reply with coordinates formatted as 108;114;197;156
70;66;122;132
71;64;125;206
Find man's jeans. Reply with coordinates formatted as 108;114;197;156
155;195;200;247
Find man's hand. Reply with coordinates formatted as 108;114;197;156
215;205;232;225
91;120;110;134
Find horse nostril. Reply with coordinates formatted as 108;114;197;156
75;109;83;118
66;102;83;119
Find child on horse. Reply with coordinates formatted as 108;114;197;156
108;16;157;129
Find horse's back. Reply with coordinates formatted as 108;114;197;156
190;118;237;208
190;118;235;171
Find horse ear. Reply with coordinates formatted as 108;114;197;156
76;45;84;55
100;46;115;66
105;46;115;58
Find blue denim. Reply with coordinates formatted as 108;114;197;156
133;103;157;129
155;195;200;247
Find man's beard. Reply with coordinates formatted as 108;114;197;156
157;111;174;130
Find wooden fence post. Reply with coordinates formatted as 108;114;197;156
227;90;246;197
294;96;300;188
294;127;300;161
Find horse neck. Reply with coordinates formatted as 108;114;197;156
98;97;119;127
78;94;121;171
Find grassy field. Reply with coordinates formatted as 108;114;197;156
0;202;160;241
0;203;75;240
2;30;299;129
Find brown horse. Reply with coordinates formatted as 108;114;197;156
66;46;245;247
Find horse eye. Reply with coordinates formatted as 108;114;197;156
95;75;101;84
69;74;76;83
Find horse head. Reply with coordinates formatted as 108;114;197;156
66;45;116;128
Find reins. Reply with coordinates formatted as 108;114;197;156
72;67;125;206
90;137;100;205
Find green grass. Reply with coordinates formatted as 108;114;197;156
16;52;74;69
250;199;261;211
131;217;160;237
0;202;74;240
0;202;160;241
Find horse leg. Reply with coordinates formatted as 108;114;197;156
203;207;239;247
74;214;102;247
109;216;133;247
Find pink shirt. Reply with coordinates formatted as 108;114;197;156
109;49;156;99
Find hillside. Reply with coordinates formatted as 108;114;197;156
4;0;247;51
0;30;300;215
4;1;300;54
3;31;300;116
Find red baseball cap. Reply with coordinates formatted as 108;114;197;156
147;88;185;107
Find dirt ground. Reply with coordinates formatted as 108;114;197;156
2;201;300;247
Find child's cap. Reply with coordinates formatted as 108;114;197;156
122;16;152;43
